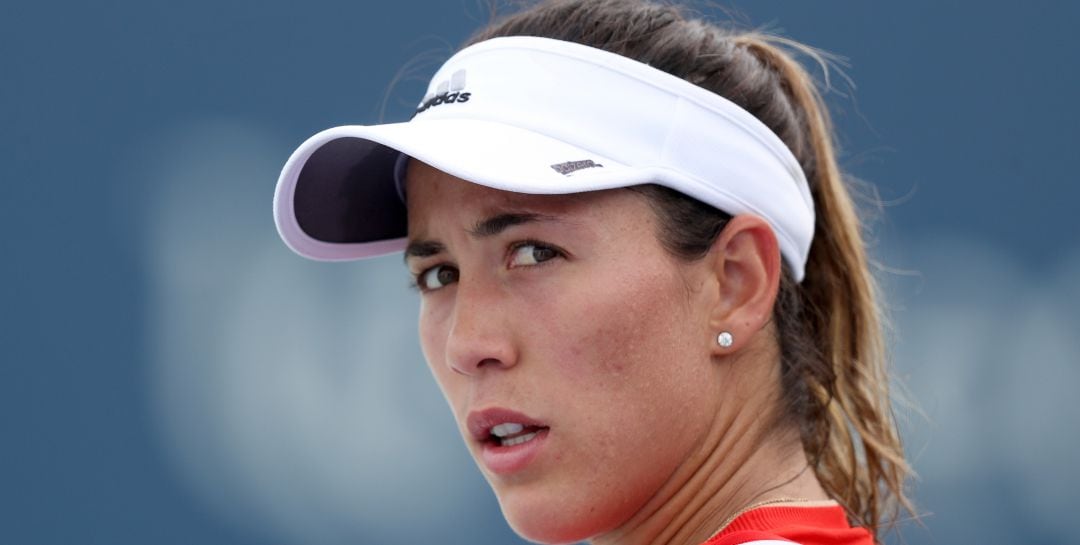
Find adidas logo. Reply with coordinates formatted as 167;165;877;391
415;69;471;114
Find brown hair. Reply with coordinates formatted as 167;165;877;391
465;0;913;539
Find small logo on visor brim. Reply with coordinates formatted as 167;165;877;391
550;159;604;175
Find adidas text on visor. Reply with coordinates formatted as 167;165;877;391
273;36;815;281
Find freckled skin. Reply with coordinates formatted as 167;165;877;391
405;162;726;544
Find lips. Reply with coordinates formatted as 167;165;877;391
467;407;551;475
467;407;548;442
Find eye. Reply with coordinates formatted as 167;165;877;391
417;264;459;291
508;242;561;268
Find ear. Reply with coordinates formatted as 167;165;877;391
706;214;782;353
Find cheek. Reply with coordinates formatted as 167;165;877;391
417;301;442;364
543;262;704;382
557;267;706;425
500;263;717;541
417;301;462;409
417;301;441;371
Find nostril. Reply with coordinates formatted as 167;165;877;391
449;355;510;376
443;309;517;375
451;357;502;375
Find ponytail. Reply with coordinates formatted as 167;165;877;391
737;35;914;532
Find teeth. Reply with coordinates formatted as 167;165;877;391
491;423;525;437
501;432;537;447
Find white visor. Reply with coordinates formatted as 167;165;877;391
273;36;815;280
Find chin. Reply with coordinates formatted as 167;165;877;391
496;487;624;545
503;507;594;545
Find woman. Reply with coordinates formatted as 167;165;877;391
272;1;913;544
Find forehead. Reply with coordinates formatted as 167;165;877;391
403;160;605;232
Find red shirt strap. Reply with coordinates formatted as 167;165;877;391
700;504;874;545
709;530;796;545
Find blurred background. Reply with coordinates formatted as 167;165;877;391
3;1;1078;544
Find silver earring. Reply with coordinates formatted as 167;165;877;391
717;331;734;348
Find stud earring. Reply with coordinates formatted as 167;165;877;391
717;331;734;348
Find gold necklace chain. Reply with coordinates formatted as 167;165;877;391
707;497;813;541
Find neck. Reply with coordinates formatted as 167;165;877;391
592;362;829;545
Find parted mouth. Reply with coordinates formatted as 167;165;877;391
467;407;551;447
487;422;550;447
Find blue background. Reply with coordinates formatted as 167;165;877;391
3;1;1079;544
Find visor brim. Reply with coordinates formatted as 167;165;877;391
273;118;627;261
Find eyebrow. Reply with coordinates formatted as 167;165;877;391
469;212;558;237
403;240;445;260
404;212;561;261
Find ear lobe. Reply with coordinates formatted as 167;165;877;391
707;214;782;351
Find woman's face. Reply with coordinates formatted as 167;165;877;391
405;162;727;544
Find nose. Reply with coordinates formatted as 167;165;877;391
443;281;518;376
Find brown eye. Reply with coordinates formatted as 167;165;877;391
419;265;459;291
509;243;559;267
